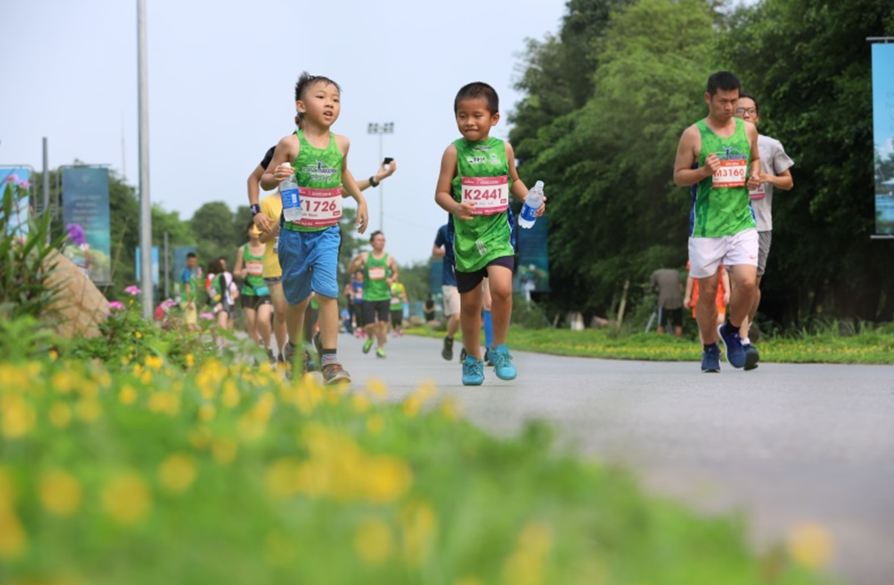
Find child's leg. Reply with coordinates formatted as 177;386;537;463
485;265;513;347
244;306;258;344
317;295;339;350
460;283;483;360
257;302;272;348
285;298;310;348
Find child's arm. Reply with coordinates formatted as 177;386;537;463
260;135;299;191
435;145;474;220
257;197;280;244
506;142;546;217
336;135;369;234
247;164;273;232
233;246;246;279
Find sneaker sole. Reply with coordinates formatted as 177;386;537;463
462;378;484;386
323;373;352;385
494;370;516;381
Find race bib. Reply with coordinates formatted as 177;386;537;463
749;184;766;200
461;176;509;215
368;266;386;280
247;260;264;276
291;186;343;228
712;160;747;188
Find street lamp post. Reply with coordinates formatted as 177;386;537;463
366;122;394;231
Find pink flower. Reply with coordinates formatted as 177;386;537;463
199;312;214;320
124;285;142;295
4;174;18;184
17;180;30;190
109;301;125;310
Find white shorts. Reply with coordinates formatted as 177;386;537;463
442;285;460;316
688;229;758;279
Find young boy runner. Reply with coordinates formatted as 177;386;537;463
434;81;545;386
260;72;369;384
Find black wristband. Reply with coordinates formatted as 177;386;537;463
369;176;380;188
250;203;261;216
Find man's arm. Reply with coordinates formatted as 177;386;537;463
248;164;273;232
388;256;399;283
347;252;368;275
674;125;714;187
355;160;398;191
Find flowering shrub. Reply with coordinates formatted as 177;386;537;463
0;354;834;585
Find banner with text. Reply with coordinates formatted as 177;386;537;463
62;167;112;283
514;216;550;296
873;43;894;235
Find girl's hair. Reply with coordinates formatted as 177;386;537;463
294;71;341;101
207;257;224;275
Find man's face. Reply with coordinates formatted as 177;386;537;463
705;88;739;121
734;97;759;125
371;234;385;252
186;257;196;269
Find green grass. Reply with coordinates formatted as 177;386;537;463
407;325;894;365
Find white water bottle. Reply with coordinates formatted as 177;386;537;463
518;180;544;229
279;163;302;222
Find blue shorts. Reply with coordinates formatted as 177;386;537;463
278;226;341;305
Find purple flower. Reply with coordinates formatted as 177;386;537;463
125;285;142;296
17;180;30;190
66;223;87;246
109;301;125;310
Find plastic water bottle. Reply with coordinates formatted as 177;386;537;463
518;180;544;229
279;163;302;222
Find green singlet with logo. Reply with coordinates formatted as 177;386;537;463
451;137;514;272
241;244;265;296
284;130;342;233
690;118;756;238
363;253;391;302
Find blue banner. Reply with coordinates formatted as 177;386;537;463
135;246;160;288
62;167;112;283
1;167;31;236
514;216;550;297
873;44;894;235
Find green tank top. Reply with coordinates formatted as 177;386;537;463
690;118;756;238
241;243;266;295
451;137;514;272
363;252;391;301
284;130;343;233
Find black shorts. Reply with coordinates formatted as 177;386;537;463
456;256;514;294
241;294;271;310
390;307;402;327
658;306;683;328
362;300;391;324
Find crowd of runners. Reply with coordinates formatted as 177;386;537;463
175;68;788;385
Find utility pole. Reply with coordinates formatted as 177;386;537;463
137;0;153;318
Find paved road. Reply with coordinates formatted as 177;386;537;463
328;332;894;585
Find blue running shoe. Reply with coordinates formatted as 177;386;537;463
743;343;760;370
717;323;746;368
701;343;721;373
486;345;517;380
461;354;484;386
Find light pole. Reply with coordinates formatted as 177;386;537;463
137;0;153;318
367;122;394;231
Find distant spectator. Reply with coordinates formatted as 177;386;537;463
650;268;684;337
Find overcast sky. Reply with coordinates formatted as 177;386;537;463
1;0;570;264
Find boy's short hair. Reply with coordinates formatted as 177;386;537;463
454;82;499;115
186;252;196;259
738;91;759;114
706;71;741;96
295;71;342;101
369;230;384;243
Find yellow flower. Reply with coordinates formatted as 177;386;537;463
354;517;393;566
222;380;240;408
365;457;413;503
144;355;163;371
787;523;834;569
158;453;198;494
48;402;72;428
119;385;138;405
134;331;142;339
211;437;238;465
198;403;216;422
400;500;437;567
0;503;26;559
51;371;74;394
185;353;195;368
75;400;102;422
101;471;151;525
48;349;59;361
265;458;301;499
40;470;82;516
366;414;385;435
352;394;371;413
1;394;36;438
365;379;387;400
439;398;462;421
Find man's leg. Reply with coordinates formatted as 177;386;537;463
695;273;720;345
728;267;758;337
375;303;388;351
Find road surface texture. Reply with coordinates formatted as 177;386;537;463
317;332;894;585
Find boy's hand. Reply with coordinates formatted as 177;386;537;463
273;162;293;182
253;213;272;232
453;201;476;220
356;200;369;233
535;197;547;217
